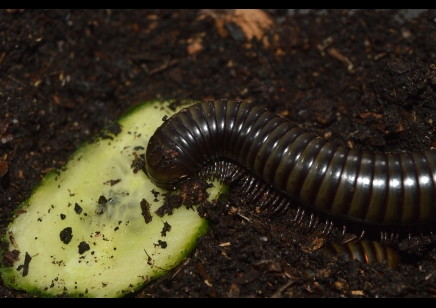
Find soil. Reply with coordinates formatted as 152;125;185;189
1;9;436;298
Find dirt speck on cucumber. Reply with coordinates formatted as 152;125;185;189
78;242;90;255
140;199;153;224
59;227;73;244
74;203;83;214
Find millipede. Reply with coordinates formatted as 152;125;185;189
145;99;436;245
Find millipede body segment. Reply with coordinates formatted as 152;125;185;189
146;100;436;228
319;240;400;268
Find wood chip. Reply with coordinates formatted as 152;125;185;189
328;47;353;71
187;37;203;55
227;283;240;298
359;112;383;119
0;160;8;178
196;263;213;287
219;242;231;247
351;290;364;296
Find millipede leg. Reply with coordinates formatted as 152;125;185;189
380;232;385;245
275;201;291;217
308;214;319;233
266;194;281;209
227;164;246;184
308;214;315;229
245;179;266;201
321;219;329;235
420;231;425;244
321;220;334;237
269;198;287;217
290;207;303;227
387;232;392;246
388;232;394;246
240;177;252;193
295;209;305;226
249;184;268;203
258;193;276;211
356;229;366;242
340;225;347;243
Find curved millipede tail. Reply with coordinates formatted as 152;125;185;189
319;240;400;269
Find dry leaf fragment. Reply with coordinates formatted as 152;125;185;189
199;9;273;42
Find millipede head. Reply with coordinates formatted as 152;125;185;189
146;134;191;190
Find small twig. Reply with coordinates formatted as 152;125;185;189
270;279;298;298
7;75;26;86
328;47;353;71
236;212;251;223
148;59;178;76
171;257;191;280
0;52;6;64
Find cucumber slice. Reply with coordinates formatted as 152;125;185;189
1;100;221;298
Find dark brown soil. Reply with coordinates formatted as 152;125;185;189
2;9;436;298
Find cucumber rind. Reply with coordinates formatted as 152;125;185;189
0;100;218;298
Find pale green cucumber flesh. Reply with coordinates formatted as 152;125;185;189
0;100;224;297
